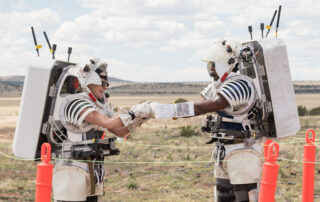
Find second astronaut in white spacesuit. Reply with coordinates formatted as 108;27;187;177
149;39;263;202
195;39;263;202
52;58;151;202
197;39;263;202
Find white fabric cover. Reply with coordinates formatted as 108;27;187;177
52;165;103;201
13;64;51;159
259;38;300;139
214;142;263;184
200;83;215;99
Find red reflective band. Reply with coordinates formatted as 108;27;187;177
73;78;79;89
101;131;106;140
220;72;228;82
88;93;97;102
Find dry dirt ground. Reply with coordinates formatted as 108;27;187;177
0;96;320;201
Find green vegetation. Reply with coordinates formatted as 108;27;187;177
127;181;138;190
309;106;320;115
1;99;320;201
297;105;320;116
297;105;307;116
174;98;188;103
179;125;198;137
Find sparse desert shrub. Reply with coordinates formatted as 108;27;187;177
174;98;188;103
297;105;307;116
113;106;119;112
127;181;138;190
179;125;198;137
309;106;320;115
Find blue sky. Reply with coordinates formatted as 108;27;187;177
0;0;319;82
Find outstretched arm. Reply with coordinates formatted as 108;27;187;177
194;94;230;116
83;101;152;137
108;127;129;137
84;111;125;130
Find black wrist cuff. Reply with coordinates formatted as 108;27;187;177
128;111;135;120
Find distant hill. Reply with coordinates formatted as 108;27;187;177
108;82;209;95
0;76;130;97
0;76;24;85
0;76;320;97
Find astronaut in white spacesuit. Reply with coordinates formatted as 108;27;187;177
195;39;263;202
52;58;151;202
150;39;263;202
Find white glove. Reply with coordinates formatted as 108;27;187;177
119;113;133;127
149;102;158;118
130;101;152;119
127;117;145;133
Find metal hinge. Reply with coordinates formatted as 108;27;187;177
49;85;57;97
41;122;49;134
41;116;53;134
257;65;266;76
264;101;273;113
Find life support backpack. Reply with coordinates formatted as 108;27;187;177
13;60;119;160
240;38;300;139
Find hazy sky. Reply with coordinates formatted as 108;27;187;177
0;0;319;82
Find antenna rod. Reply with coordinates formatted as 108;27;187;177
260;23;264;38
31;26;41;56
248;26;253;40
67;47;72;62
43;31;55;59
52;44;57;59
275;5;282;37
265;10;278;37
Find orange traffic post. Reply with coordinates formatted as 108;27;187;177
302;129;316;202
258;142;280;202
35;143;53;202
263;139;273;159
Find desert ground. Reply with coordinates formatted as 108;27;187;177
0;95;320;201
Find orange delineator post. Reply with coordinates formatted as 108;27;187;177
302;129;316;202
264;139;273;159
35;143;53;202
258;142;280;202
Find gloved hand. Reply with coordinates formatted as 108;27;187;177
149;102;158;118
130;101;152;119
127;117;146;133
121;101;156;127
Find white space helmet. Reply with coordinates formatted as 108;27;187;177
202;39;242;83
77;58;108;107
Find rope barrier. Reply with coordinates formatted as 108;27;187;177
116;141;213;149
0;151;41;161
1;149;320;165
0;139;309;151
1;128;319;164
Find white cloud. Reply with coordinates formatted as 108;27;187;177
145;0;179;8
108;58;208;82
0;0;319;82
0;8;61;75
